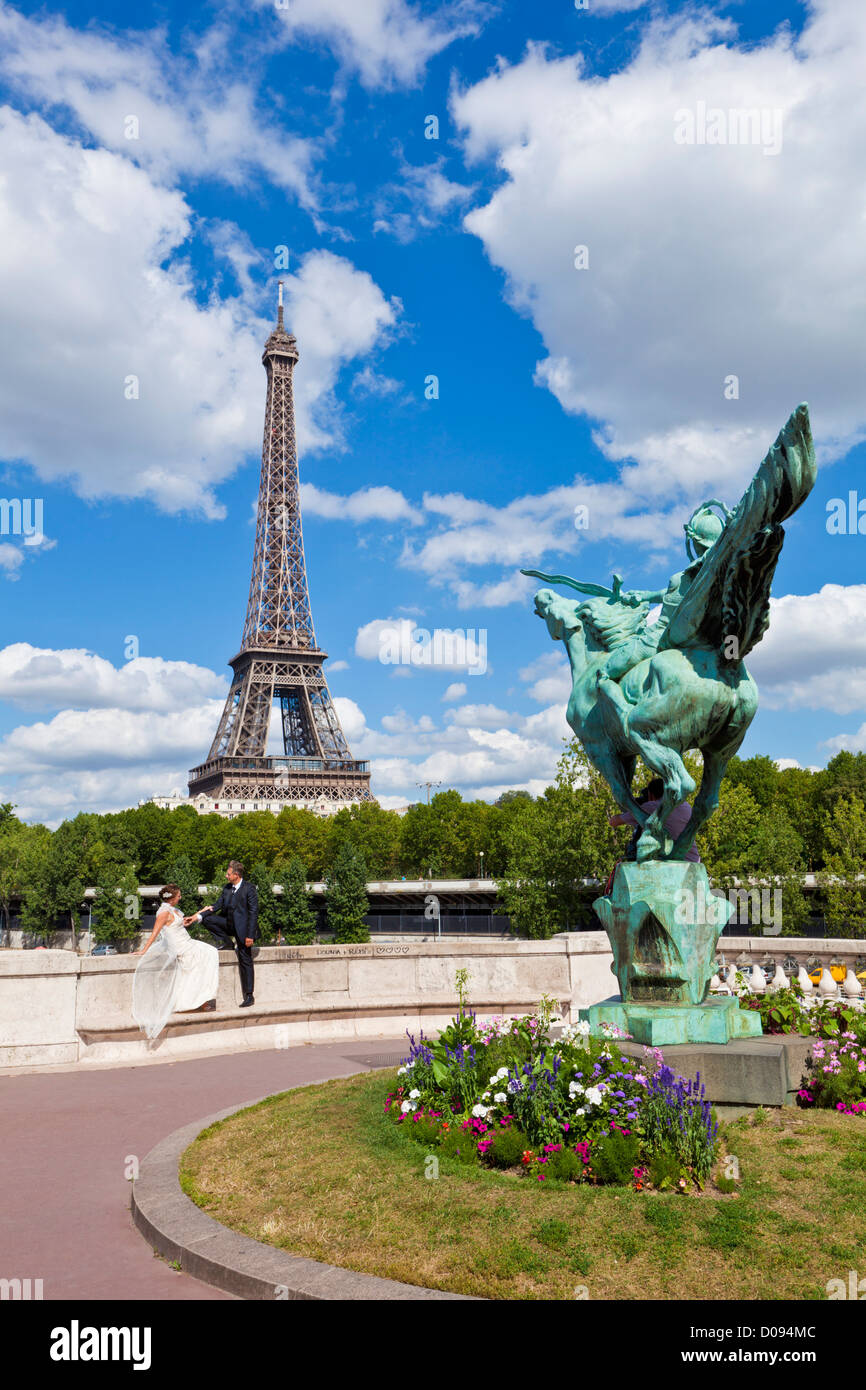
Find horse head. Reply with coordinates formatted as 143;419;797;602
533;588;584;643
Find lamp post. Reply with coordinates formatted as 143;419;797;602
478;851;485;879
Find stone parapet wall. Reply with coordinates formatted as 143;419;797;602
0;934;615;1070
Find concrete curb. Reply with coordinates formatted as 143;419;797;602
131;1088;475;1301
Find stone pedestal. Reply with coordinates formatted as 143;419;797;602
584;992;761;1045
581;860;762;1046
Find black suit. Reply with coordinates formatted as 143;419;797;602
200;880;259;1001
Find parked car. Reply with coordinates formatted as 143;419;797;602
90;944;118;956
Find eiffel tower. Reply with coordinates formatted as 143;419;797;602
188;283;372;812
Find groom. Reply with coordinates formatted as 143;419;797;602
189;861;259;1007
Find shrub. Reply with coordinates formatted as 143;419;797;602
648;1151;685;1191
591;1131;642;1185
487;1126;530;1169
439;1128;479;1165
404;1115;442;1147
545;1149;585;1183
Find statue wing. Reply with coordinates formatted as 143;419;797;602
661;403;816;660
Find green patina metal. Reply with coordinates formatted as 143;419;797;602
524;405;817;1044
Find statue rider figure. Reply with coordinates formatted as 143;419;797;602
593;501;731;684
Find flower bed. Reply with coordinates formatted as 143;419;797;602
384;994;720;1191
797;1029;866;1113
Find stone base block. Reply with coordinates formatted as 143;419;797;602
581;993;763;1046
617;1034;813;1108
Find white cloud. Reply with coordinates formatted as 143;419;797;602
3;765;196;827
824;726;866;755
354;617;489;673
351;365;401;398
269;0;489;90
0;643;228;822
381;708;436;733
0;4;320;205
373;156;476;242
284;251;402;455
399;483;677;601
328;659;349;673
0;544;24;577
452;2;866;504
0;111;397;513
518;651;572;705
444;703;513;729
442;682;467;701
746;585;866;714
0;643;227;712
0;704;222;775
589;0;650;11
300;482;422;524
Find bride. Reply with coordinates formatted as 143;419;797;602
132;883;219;1039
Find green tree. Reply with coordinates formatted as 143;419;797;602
274;807;331;878
91;862;141;947
234;813;282;872
0;820;49;944
398;790;490;878
821;796;866;938
162;853;202;928
725;754;780;808
277;857;318;944
499;739;621;939
326;841;370;942
494;790;532;807
19;813;106;946
249;862;279;944
110;803;176;882
328;802;401;879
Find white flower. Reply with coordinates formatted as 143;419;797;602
585;1086;603;1106
472;1104;489;1118
409;1089;420;1099
397;1066;406;1075
494;1092;507;1104
575;1019;591;1037
569;1081;585;1097
401;1100;417;1114
574;1107;586;1116
496;1067;509;1080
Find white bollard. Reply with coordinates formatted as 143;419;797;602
818;968;837;998
797;965;813;995
750;963;767;994
768;964;789;993
842;968;863;999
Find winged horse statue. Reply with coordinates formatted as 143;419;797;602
522;404;816;862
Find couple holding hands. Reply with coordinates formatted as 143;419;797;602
131;861;259;1039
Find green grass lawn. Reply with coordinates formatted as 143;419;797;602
179;1070;866;1300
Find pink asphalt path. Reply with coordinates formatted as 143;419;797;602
0;1037;406;1301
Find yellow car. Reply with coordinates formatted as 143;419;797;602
808;964;848;985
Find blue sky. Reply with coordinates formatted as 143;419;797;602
1;0;866;825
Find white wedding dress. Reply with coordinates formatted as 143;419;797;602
132;905;219;1039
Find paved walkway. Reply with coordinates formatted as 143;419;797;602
0;1038;406;1300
